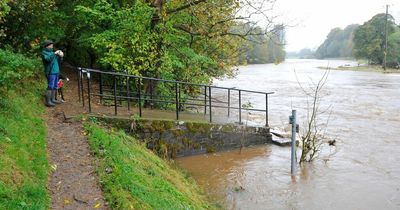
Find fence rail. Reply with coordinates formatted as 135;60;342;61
77;67;274;126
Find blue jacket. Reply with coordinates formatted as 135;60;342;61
41;48;60;75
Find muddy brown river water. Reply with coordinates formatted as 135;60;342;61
176;59;400;209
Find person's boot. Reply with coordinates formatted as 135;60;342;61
51;90;62;104
45;90;55;107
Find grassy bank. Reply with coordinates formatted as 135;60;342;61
84;122;215;210
0;86;49;209
318;65;400;73
0;49;49;209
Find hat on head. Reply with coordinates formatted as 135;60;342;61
43;40;54;48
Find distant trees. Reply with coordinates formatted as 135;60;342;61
313;12;400;67
353;13;399;66
286;48;315;59
315;24;358;59
238;23;286;64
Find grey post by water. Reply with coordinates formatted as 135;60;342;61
289;110;297;175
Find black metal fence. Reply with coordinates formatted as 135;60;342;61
77;67;274;126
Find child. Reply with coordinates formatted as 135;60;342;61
56;74;69;102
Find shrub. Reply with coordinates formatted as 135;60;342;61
0;49;41;93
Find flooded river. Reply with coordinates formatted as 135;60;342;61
176;59;400;209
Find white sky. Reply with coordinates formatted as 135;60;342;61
272;0;400;52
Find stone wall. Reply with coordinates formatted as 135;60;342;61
96;116;272;158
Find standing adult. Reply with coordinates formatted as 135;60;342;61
41;40;64;107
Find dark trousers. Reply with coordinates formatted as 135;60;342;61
55;88;64;101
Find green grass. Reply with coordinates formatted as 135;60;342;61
0;85;49;209
84;122;215;210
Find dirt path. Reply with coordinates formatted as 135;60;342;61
46;65;108;210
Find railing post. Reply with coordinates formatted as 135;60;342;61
204;86;207;115
150;80;153;109
209;86;212;122
127;76;130;111
265;93;269;127
138;78;142;117
228;89;231;117
113;75;117;115
80;69;85;107
238;90;242;124
178;83;182;111
175;83;179;120
119;77;123;105
77;68;81;102
87;72;91;113
99;73;103;104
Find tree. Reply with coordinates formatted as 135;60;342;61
353;13;397;65
71;0;279;80
0;0;66;52
295;70;332;163
387;29;400;66
315;24;359;59
0;0;282;109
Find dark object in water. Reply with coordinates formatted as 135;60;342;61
328;139;336;146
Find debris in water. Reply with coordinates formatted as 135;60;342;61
328;139;336;146
234;186;245;192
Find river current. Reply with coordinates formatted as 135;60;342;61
176;59;400;210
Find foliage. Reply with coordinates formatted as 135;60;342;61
1;0;281;109
70;0;244;83
315;24;359;59
353;13;398;66
387;30;400;66
84;122;214;209
0;0;66;52
0;0;10;37
0;78;49;209
56;0;281;108
0;49;41;93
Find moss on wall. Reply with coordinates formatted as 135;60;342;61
186;122;214;134
96;116;270;158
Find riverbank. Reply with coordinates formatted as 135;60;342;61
84;122;215;209
318;65;400;73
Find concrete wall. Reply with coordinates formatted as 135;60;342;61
97;117;272;158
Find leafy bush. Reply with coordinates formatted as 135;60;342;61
0;49;41;92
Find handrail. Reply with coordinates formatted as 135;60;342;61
77;67;274;126
78;67;274;95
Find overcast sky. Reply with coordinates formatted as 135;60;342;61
273;0;400;52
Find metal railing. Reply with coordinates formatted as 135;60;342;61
77;67;274;126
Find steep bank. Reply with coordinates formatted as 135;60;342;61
84;122;215;209
0;84;49;209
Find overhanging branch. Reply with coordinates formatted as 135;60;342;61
167;0;207;14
